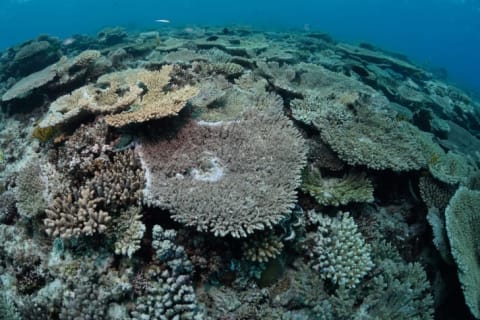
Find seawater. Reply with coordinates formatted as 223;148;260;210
1;0;480;95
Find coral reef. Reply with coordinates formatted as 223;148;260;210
0;25;478;319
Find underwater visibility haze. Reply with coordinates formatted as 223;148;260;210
0;0;480;319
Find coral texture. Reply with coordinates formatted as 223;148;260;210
131;225;203;319
292;91;429;171
242;232;284;263
138;113;307;237
310;211;374;288
418;175;455;211
113;207;145;258
15;158;47;219
302;165;374;206
445;187;480;318
39;65;198;128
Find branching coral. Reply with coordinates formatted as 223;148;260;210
302;165;374;206
44;185;111;238
309;211;374;288
43;119;144;241
418;175;455;211
242;232;284;263
113;207;145;258
131;225;203;319
138;113;307;238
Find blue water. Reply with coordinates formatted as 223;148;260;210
1;0;480;95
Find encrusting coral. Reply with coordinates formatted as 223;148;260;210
138;112;307;238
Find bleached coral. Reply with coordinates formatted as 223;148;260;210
310;211;374;288
138;113;307;238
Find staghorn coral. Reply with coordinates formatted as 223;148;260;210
302;165;374;206
309;211;374;289
445;187;480;318
242;232;284;263
43;185;111;239
138;113;307;238
113;207;145;258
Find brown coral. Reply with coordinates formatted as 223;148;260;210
138;112;307;238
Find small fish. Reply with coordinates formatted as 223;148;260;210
155;19;170;24
62;37;75;46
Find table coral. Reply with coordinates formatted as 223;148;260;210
138;113;307;238
39;65;198;129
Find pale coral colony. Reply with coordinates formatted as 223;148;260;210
0;25;480;320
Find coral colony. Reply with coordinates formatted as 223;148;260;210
0;25;479;319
